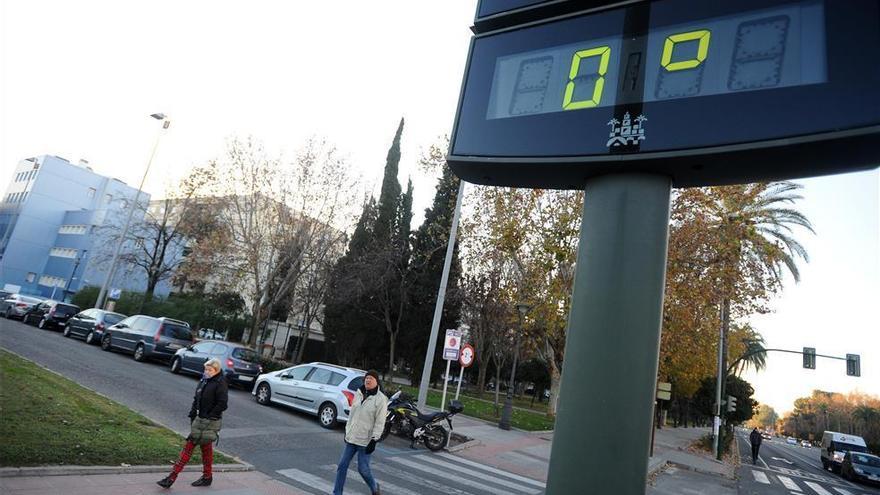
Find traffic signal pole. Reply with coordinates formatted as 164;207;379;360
546;174;671;495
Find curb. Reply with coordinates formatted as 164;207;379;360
0;463;253;478
447;439;481;453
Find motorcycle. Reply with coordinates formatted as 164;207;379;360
380;390;464;451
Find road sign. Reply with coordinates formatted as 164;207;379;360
656;382;671;401
449;0;880;188
108;288;122;300
656;391;671;401
459;344;475;368
443;329;462;360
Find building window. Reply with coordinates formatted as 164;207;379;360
38;275;66;288
25;272;36;283
58;225;88;235
104;194;113;205
49;247;78;259
87;188;96;198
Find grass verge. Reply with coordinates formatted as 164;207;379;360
0;349;235;467
389;384;555;431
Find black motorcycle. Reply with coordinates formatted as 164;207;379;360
380;390;464;451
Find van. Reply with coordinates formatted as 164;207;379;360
101;315;193;363
821;431;868;473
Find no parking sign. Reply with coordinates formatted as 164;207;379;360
443;329;461;360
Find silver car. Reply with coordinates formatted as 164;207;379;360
1;294;43;320
252;362;366;429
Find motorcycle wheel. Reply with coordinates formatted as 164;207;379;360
423;425;449;452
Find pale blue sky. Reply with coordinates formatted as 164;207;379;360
2;1;877;414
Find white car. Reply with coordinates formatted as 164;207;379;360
787;437;798;445
801;440;812;448
252;362;366;429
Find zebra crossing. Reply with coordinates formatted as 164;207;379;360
750;469;867;495
277;452;546;495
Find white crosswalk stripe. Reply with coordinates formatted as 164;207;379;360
832;488;855;495
752;470;771;484
804;481;834;495
777;475;801;491
277;453;545;495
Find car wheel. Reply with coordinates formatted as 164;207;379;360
133;344;146;362
37;317;47;329
255;383;271;405
101;334;112;351
62;324;71;337
318;402;338;429
822;459;828;470
170;357;181;374
85;331;95;345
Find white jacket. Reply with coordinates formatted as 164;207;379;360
344;387;388;447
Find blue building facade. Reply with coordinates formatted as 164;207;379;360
0;155;172;300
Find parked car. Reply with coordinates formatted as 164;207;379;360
1;294;43;319
23;301;80;329
63;309;127;344
101;315;193;363
821;431;869;473
801;440;812;448
841;451;880;485
786;437;798;445
252;362;366;429
170;340;262;387
0;290;13;300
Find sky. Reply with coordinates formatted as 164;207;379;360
2;1;877;416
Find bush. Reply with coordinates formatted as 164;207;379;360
258;356;290;373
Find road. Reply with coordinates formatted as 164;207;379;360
0;317;546;494
736;429;880;495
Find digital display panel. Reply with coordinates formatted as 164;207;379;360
487;2;825;119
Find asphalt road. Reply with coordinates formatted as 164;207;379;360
736;429;880;495
1;317;547;495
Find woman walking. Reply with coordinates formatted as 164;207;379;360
158;358;228;489
332;370;388;495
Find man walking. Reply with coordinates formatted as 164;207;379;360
749;428;763;464
332;370;388;495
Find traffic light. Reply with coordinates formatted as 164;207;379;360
726;395;737;413
846;354;861;377
803;347;816;369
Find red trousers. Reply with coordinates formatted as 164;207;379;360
169;440;213;480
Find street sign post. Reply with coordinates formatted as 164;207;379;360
449;1;880;493
441;330;463;411
455;344;475;400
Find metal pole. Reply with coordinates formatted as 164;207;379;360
440;359;452;412
713;309;724;457
95;118;169;309
418;180;465;410
545;174;671;495
455;365;465;400
499;335;521;430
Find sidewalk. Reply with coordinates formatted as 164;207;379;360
0;469;309;495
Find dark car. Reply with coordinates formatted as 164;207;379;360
170;340;263;388
62;309;127;345
842;452;880;485
101;315;194;363
23;301;81;329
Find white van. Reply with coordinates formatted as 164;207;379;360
821;431;868;473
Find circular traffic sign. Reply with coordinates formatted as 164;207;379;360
459;344;475;368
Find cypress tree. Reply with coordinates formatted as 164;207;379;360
373;118;404;247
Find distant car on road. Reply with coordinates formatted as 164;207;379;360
786;437;798;445
101;315;193;363
63;309;127;345
170;340;262;388
801;440;812;448
23;300;80;329
841;451;880;485
762;432;772;440
252;362;366;429
1;294;43;320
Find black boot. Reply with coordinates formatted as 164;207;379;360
191;476;213;487
157;476;175;488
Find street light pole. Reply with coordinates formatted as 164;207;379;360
500;303;530;430
95;114;170;309
64;249;87;301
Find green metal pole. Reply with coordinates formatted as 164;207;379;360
546;174;671;495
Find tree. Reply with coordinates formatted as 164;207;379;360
749;404;779;429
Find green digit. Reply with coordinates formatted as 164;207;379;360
562;46;611;110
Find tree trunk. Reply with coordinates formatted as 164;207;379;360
548;359;562;416
493;365;502;411
295;318;312;364
476;362;488;399
387;330;397;385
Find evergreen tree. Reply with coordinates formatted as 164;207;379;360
373;118;404;247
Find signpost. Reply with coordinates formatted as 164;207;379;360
441;329;462;411
448;1;879;492
456;344;475;400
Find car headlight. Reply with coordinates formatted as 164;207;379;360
833;452;845;461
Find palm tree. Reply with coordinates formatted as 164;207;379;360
852;405;879;436
727;327;767;376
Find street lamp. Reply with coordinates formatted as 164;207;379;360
95;113;170;309
500;303;530;430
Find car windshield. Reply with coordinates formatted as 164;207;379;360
832;441;867;453
104;313;126;325
852;454;880;467
54;304;79;316
232;348;259;362
161;323;193;341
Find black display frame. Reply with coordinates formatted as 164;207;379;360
450;0;880;188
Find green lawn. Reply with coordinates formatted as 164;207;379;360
0;350;236;466
389;384;555;432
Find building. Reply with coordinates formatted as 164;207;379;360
0;155;169;299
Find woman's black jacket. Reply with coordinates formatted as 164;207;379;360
189;373;228;420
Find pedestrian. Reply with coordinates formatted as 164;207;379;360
158;358;228;489
749;427;763;464
332;369;388;495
